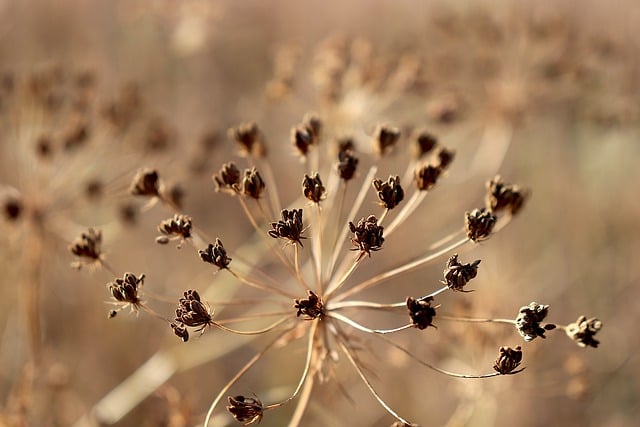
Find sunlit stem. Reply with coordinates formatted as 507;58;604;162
333;237;470;303
377;207;390;226
99;259;118;276
311;203;323;293
214;310;292;325
336;334;415;426
203;326;297;427
255;155;281;220
264;320;318;409
323;181;346;284
213;315;292;335
324;253;365;299
228;268;297;299
293;243;309;291
375;333;503;379
139;303;172;323
438;316;516;325
288;368;315;427
328;300;404;311
384;191;427;237
329;311;413;335
327;166;378;280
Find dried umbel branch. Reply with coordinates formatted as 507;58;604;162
199;239;232;270
373;175;404;209
566;316;602;348
493;346;524;375
349;215;384;255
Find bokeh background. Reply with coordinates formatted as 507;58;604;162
1;1;639;426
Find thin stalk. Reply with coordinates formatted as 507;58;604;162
228;268;297;299
328;311;413;335
214;315;292;335
332;236;470;302
324;254;365;299
437;315;516;325
384;191;427;237
311;203;323;293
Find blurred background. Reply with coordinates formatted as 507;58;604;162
1;0;638;426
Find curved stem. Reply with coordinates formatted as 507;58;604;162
228;268;296;299
213;315;292;335
328;312;413;335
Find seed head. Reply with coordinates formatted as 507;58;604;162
515;302;554;342
493;346;524;375
129;168;160;197
302;173;326;203
227;395;263;426
236;167;265;199
108;272;145;307
199;239;232;270
412;130;437;158
156;214;192;247
373;124;401;156
171;322;190;342
213;162;241;192
337;143;359;181
442;254;481;292
294;290;324;319
373;175;404;209
465;208;497;241
485;175;528;215
349;215;384;255
228;122;265;157
414;164;441;191
69;228;102;267
268;209;306;246
565;316;602;348
407;296;437;330
174;289;213;334
435;147;455;170
2;190;23;221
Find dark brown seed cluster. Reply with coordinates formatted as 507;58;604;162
414;164;441;191
268;209;306;246
302;173;326;203
129;168;160;197
227;395;264;426
337;142;359;181
173;289;213;340
237;167;266;199
465;208;497;241
435;146;455;170
406;296;437;330
565;316;602;348
291;114;321;157
349;215;384;256
228;122;265;157
373;124;401;156
213;162;241;192
199;238;232;270
515;302;555;342
412;130;437;158
493;346;524;375
485;175;527;215
69;227;102;265
2;189;23;221
294;290;324;319
441;254;481;292
156;214;192;246
373;175;404;209
108;272;145;307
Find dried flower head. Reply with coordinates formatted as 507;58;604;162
214;162;242;192
565;316;603;348
407;296;437;330
108;272;145;309
373;175;404;209
129;168;161;197
337;143;359;181
435;147;455;170
302;173;326;203
373;124;401;156
292;125;314;157
171;322;190;342
227;395;263;426
199;239;232;270
442;254;481;292
349;215;384;256
229;122;264;157
174;289;214;335
268;209;306;246
236;167;266;199
465;208;497;241
414;164;441;191
156;214;192;247
412;130;437;158
294;290;324;319
2;190;23;221
69;228;102;268
485;175;528;215
493;346;524;375
516;302;554;342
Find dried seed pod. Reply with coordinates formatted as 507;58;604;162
436;146;455;170
171;322;189;342
69;228;102;267
407;296;437;330
465;208;497;241
199;238;232;270
227;395;264;425
268;209;306;246
2;189;23;221
174;289;213;333
493;346;524;374
373;175;404;209
228;122;264;156
156;214;192;247
294;290;324;319
565;316;602;348
442;254;480;292
235;168;265;199
349;215;384;255
108;272;145;308
302;173;326;203
485;175;528;215
129;168;160;197
414;164;441;191
373;124;401;156
515;302;552;342
337;143;358;181
412;130;437;158
213;162;241;192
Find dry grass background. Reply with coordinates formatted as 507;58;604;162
1;1;639;426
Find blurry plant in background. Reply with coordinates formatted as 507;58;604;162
1;1;638;426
